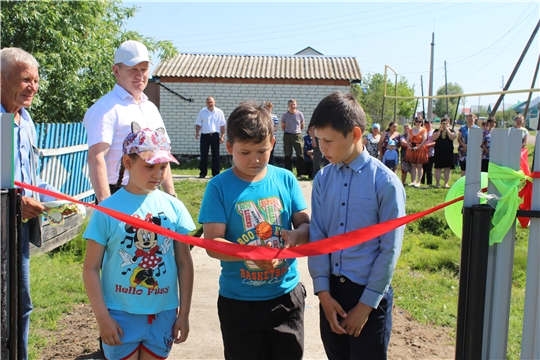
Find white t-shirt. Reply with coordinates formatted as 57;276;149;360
83;84;169;185
195;107;226;134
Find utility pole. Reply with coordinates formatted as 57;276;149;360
427;32;435;121
445;60;449;117
421;75;426;119
502;76;505;128
478;96;481;117
394;73;398;123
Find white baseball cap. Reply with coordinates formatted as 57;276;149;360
114;40;153;66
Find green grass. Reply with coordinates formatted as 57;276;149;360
393;167;531;358
28;231;89;360
29;155;536;359
175;179;207;237
170;157;232;176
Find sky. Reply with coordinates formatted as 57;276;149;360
124;1;540;110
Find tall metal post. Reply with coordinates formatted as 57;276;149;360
381;67;387;125
482;129;522;359
0;113;17;360
455;128;489;359
427;32;435;121
502;76;506;127
444;61;449;117
394;73;398;123
421;76;426;119
1;114;13;188
455;204;492;360
521;134;540;359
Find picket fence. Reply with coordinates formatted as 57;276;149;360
30;122;94;254
35;122;95;203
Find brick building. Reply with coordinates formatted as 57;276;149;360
150;52;362;157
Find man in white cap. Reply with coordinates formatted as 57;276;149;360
84;40;176;203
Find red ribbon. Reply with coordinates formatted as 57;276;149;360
16;181;464;260
517;148;533;228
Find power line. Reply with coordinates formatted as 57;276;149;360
164;2;424;43
175;3;463;50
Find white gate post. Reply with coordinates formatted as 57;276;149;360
482;128;522;359
0;113;13;188
464;128;483;206
0;113;14;360
521;134;540;359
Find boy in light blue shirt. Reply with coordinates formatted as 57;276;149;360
382;140;399;171
307;92;406;359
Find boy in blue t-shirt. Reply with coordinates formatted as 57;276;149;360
382;140;399;171
199;101;310;360
307;92;406;359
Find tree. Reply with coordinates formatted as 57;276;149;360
1;0;177;123
433;82;464;120
353;73;416;130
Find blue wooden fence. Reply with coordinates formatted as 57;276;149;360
35;123;95;203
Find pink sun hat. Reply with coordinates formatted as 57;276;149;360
122;125;179;165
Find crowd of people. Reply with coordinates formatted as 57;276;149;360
4;42;405;360
4;39;532;360
363;112;530;189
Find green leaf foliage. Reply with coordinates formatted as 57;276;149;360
0;0;177;124
433;82;464;120
353;73;416;131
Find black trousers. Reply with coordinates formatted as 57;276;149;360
269;137;277;165
320;276;393;360
200;132;221;177
283;133;305;175
218;283;305;360
421;156;435;185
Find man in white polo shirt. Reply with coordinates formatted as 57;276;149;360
84;40;176;203
195;96;226;178
281;98;305;176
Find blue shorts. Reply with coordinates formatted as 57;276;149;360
103;308;177;360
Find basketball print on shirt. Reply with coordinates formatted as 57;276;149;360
236;197;285;270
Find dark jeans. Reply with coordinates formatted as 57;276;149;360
320;276;393;360
312;140;323;178
269;137;277;165
304;161;313;178
421;156;435;185
481;159;489;172
200;132;221;177
218;283;305;360
283;133;305;175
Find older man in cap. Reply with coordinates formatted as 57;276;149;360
1;47;62;359
84;40;176;203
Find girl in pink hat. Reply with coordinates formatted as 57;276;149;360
83;122;195;360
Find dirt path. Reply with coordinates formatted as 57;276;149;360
36;249;455;360
36;181;456;359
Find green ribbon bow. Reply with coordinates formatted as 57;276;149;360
487;162;532;245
